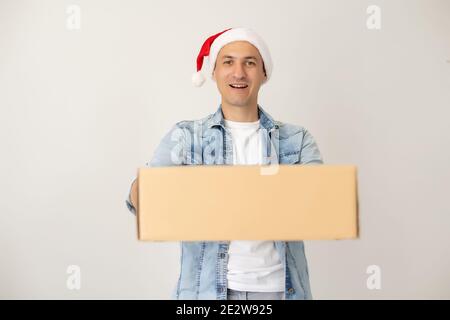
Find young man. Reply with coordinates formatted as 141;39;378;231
125;27;323;300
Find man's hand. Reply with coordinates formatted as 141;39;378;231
130;178;138;210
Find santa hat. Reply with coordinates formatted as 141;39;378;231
192;27;273;87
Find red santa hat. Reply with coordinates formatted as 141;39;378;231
192;27;273;87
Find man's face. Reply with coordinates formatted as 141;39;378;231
212;41;267;109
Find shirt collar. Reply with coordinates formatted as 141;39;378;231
207;104;278;131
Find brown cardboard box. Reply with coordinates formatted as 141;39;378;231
137;164;359;241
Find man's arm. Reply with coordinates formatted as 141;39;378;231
125;123;187;215
125;177;138;215
299;128;323;164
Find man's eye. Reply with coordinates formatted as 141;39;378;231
224;61;232;64
247;61;256;66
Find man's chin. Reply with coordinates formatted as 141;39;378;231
225;99;250;108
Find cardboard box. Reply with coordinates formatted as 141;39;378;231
137;164;359;241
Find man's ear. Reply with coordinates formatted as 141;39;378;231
262;73;267;84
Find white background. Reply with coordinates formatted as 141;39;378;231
1;0;449;299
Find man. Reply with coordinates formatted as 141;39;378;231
125;27;323;300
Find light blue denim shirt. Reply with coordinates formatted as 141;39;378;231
126;104;323;300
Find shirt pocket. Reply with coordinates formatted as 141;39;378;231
279;150;300;164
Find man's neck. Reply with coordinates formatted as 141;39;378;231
221;102;259;122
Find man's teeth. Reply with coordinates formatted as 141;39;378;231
230;84;248;88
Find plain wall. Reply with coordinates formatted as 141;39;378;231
1;0;449;299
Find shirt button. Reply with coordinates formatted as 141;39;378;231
288;288;295;294
219;253;226;258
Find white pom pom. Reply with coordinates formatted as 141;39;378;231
192;71;206;87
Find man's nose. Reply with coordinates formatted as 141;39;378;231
232;63;246;79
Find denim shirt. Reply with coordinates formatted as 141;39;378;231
125;104;323;300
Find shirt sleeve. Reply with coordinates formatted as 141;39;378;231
125;177;137;215
299;128;324;165
125;123;187;214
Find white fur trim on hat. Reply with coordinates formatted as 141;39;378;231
192;71;206;87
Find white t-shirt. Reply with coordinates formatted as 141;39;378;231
223;118;284;292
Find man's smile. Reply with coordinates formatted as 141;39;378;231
229;83;249;91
